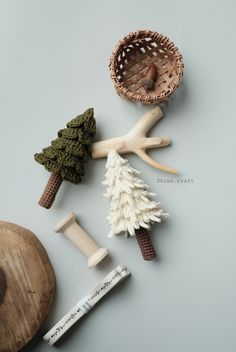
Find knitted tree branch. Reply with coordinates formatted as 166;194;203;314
103;150;169;261
34;108;96;209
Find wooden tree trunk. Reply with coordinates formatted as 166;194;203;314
135;227;156;261
38;173;63;209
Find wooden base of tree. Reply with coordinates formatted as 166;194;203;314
38;173;63;209
135;227;156;261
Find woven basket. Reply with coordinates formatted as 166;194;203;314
109;30;184;104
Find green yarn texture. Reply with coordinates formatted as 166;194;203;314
34;108;96;184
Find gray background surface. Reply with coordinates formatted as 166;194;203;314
0;1;235;351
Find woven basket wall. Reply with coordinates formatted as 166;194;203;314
109;30;184;104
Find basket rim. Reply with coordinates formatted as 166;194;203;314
109;29;184;104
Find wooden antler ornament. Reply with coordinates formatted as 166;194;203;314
92;107;177;174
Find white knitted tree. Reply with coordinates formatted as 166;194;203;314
103;149;169;260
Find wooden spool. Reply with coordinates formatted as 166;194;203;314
0;221;56;352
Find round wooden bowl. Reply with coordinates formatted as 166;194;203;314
0;221;55;351
109;30;184;104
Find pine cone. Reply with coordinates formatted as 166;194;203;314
143;63;158;91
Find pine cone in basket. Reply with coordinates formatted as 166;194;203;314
143;63;158;91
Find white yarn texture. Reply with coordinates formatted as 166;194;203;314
103;150;169;237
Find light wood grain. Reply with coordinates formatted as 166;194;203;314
55;212;109;268
91;107;177;174
0;221;55;352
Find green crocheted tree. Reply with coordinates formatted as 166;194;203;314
34;108;96;209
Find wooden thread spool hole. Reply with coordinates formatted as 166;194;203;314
0;268;6;305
